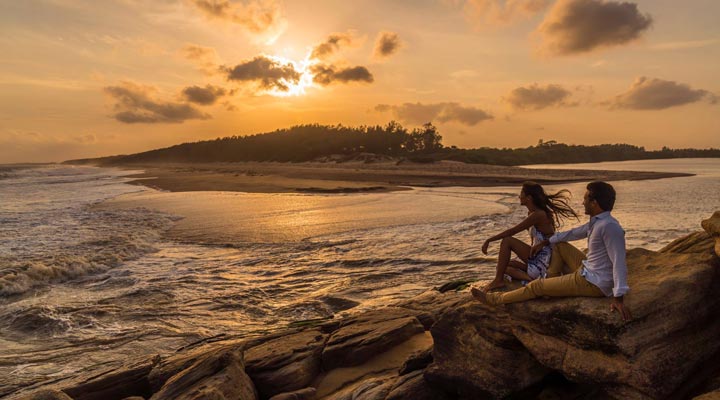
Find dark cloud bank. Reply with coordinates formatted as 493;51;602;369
182;84;228;105
311;65;374;85
609;77;716;110
538;0;652;55
376;102;493;126
505;83;574;110
104;82;209;124
223;56;301;91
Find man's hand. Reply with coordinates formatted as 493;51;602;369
610;296;632;322
481;239;490;255
530;240;548;257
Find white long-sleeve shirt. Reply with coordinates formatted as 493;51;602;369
548;211;630;297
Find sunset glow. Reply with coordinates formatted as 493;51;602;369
0;1;719;163
264;54;316;97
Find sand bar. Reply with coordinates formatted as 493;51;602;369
113;160;693;193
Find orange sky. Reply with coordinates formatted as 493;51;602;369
1;0;719;163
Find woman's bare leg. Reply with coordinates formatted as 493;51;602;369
505;265;532;281
484;237;531;291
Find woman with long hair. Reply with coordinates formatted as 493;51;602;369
480;181;578;292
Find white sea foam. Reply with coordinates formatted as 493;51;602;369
0;165;177;297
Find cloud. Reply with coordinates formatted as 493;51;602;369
223;56;301;91
104;82;210;124
182;84;228;105
192;0;285;35
181;43;221;74
311;64;374;85
608;77;717;110
310;32;354;60
463;0;551;27
504;83;574;110
375;102;493;126
374;31;402;58
536;0;652;56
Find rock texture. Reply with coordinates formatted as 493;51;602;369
150;349;256;400
394;290;466;329
267;387;316;400
321;307;424;370
244;329;326;399
424;298;549;399
702;211;720;256
23;391;74;400
386;370;451;400
62;360;155;400
398;346;433;375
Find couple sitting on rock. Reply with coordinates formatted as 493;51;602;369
472;181;632;322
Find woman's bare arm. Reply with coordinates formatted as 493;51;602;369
487;211;542;241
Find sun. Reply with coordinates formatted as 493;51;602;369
265;54;316;97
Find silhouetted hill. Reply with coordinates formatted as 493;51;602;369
65;122;720;166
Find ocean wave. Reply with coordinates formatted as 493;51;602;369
0;209;177;297
0;305;97;336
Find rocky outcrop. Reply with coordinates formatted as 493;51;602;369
504;234;720;399
702;211;720;256
424;298;548;399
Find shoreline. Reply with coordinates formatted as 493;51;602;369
108;161;694;193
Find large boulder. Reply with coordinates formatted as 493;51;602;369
150;348;256;400
506;231;720;399
424;297;549;399
321;307;424;370
702;211;720;257
394;290;466;329
244;329;326;399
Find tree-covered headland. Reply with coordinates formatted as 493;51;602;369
69;122;720;166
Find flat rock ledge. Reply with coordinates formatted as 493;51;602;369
13;212;720;400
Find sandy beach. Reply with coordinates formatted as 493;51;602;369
114;160;692;193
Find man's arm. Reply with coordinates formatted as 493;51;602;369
603;222;632;321
549;223;590;245
531;223;589;257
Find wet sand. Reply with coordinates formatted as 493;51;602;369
114;161;692;193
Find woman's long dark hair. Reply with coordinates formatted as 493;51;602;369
521;181;579;228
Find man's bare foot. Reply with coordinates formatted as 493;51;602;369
483;280;506;292
471;287;491;305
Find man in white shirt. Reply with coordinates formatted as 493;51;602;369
472;181;632;321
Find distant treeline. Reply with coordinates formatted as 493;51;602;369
68;122;720;166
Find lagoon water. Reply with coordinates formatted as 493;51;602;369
1;158;718;396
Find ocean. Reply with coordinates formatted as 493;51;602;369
1;158;718;396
